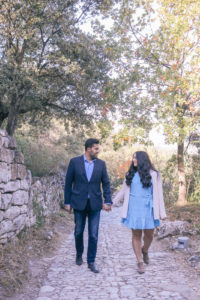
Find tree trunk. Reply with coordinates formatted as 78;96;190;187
6;95;20;136
177;141;187;206
0;112;8;127
0;103;9;127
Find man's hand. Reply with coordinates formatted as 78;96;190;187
65;205;71;213
103;204;112;212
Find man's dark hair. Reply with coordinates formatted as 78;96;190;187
85;138;99;151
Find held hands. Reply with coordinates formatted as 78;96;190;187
103;203;112;212
65;204;112;212
65;205;71;213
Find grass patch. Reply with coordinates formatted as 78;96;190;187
166;203;200;230
33;198;45;228
0;210;73;299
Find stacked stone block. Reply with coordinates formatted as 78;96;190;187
0;130;65;244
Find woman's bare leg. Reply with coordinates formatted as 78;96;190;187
131;229;143;262
143;229;154;253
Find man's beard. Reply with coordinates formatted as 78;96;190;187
90;153;97;160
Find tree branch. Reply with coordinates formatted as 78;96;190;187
129;22;170;69
184;134;192;154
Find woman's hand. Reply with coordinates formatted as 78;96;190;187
103;204;112;212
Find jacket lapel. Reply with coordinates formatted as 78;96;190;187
80;155;99;182
89;159;98;182
80;155;88;182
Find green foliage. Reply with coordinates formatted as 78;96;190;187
112;126;152;151
100;0;200;204
189;177;200;203
16;135;66;177
15;119;88;176
97;120;113;140
195;223;200;231
188;154;200;203
17;228;27;240
100;137;174;192
57;211;66;218
33;197;45;227
15;117;200;207
161;152;200;204
161;155;179;204
0;0;118;135
109;0;200;143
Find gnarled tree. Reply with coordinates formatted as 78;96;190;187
0;0;117;135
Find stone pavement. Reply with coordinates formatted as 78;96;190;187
35;208;200;300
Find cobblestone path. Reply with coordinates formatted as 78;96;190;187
35;208;200;300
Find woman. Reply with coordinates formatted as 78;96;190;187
113;151;166;274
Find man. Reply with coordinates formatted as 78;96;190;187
64;138;112;273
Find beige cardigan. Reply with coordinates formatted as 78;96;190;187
113;170;167;220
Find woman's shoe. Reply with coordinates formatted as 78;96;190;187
142;247;149;264
137;262;145;274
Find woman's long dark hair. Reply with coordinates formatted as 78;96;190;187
126;151;157;187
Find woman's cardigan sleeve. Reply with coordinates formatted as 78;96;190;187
157;173;167;219
112;179;126;205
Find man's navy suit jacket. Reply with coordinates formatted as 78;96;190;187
64;155;112;211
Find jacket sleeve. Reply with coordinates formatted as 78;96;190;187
64;159;75;205
101;161;112;204
157;173;167;219
112;179;126;206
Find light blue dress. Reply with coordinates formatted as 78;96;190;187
122;172;160;229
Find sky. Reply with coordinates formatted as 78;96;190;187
149;127;176;150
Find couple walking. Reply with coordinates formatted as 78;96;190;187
64;138;166;274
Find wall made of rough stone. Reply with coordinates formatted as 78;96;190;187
31;170;65;219
0;130;65;244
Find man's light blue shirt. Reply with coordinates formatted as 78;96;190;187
84;154;96;182
83;155;111;205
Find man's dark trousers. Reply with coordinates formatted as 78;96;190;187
74;199;100;264
64;155;112;264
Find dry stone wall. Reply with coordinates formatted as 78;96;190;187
0;130;65;244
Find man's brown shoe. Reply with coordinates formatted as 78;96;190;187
137;262;145;274
142;247;149;264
